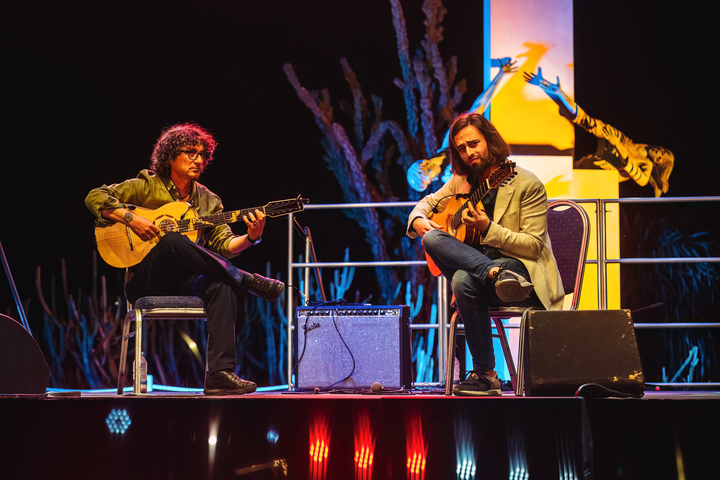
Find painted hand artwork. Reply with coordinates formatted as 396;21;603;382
524;68;674;197
407;63;674;197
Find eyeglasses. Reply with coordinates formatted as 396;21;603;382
179;149;211;161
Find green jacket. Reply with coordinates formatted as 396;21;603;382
85;169;238;259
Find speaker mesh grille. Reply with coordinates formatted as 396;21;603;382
295;306;411;389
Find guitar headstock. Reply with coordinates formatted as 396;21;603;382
265;195;310;217
488;161;517;189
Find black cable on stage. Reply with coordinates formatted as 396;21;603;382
292;299;359;393
318;307;356;392
575;383;644;399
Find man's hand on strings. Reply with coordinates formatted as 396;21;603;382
243;209;266;238
461;202;491;233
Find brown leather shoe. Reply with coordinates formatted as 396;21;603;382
245;273;285;302
204;371;257;395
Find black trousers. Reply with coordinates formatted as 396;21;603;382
125;233;249;375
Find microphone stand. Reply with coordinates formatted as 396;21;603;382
293;219;327;302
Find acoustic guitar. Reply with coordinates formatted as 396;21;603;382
424;161;516;276
95;195;309;268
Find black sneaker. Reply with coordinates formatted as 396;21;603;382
453;370;502;396
495;270;533;303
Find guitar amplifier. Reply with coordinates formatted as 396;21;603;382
294;305;412;390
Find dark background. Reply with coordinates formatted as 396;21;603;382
2;1;715;329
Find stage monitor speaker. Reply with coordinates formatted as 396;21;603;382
295;305;411;390
0;314;50;394
522;309;645;397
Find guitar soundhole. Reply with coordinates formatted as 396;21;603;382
158;218;178;233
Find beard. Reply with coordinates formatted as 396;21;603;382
466;152;495;184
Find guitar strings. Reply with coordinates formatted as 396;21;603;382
449;162;515;229
97;200;300;246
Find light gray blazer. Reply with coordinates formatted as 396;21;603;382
407;165;564;311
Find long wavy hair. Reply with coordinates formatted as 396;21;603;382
149;123;217;177
447;112;511;177
647;145;674;197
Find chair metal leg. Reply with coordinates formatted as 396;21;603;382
445;312;459;396
133;310;143;394
117;313;133;395
514;312;528;397
492;317;517;393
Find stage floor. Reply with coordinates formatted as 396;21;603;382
1;387;717;480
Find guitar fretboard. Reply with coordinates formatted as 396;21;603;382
450;182;491;230
448;161;515;230
163;207;264;233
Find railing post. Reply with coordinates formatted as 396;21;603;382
304;228;311;301
287;213;295;391
437;276;449;384
281;198;720;390
596;199;608;310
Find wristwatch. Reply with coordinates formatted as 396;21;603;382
247;235;262;245
124;211;134;223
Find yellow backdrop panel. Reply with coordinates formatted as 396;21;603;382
490;0;575;151
511;156;620;310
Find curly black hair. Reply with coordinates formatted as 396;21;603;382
149;123;217;177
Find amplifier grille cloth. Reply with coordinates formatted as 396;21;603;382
295;306;410;390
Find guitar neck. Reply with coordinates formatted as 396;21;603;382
176;206;264;233
468;180;491;206
458;162;514;214
449;180;492;229
165;195;307;234
460;181;491;212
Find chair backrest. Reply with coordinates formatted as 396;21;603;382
547;200;590;311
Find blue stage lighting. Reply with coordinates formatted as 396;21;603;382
105;408;131;434
456;458;476;479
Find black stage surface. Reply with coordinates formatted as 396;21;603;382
1;388;717;480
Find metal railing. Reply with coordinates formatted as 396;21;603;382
285;197;720;390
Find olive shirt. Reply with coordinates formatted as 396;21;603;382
85;169;238;260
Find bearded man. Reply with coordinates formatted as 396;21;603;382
407;112;563;396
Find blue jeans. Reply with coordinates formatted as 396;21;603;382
422;229;531;373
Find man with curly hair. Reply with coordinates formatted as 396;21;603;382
86;123;284;395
